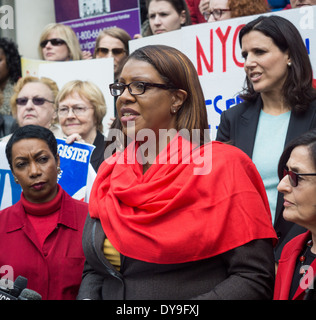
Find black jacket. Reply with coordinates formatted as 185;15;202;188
77;215;275;300
90;130;106;172
0;114;18;138
216;98;316;259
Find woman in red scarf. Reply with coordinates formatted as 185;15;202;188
274;129;316;300
78;45;277;300
0;125;88;300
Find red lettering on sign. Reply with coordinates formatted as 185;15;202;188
196;31;213;76
232;24;245;68
216;26;231;72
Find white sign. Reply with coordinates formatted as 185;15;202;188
129;7;316;140
38;57;115;136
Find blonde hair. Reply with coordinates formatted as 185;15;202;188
38;23;83;60
10;76;59;124
56;80;107;132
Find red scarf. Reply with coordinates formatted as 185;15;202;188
89;135;277;264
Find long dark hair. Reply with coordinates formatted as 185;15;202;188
239;15;316;114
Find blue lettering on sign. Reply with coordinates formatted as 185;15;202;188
206;94;243;130
305;38;310;54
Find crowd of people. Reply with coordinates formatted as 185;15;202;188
0;0;316;301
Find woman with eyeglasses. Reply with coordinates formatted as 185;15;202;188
216;15;316;260
77;44;277;300
0;76;62;143
274;129;316;300
56;80;107;172
38;23;92;61
202;0;269;22
94;27;131;81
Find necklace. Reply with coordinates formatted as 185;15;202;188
299;239;313;277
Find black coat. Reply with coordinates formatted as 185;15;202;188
77;215;275;300
216;97;316;259
90;130;106;172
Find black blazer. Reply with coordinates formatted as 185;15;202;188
77;215;275;300
90;130;106;172
216;97;316;259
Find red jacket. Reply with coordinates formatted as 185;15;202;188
274;231;316;300
185;0;206;24
0;188;88;300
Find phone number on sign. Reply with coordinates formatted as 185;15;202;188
76;28;103;41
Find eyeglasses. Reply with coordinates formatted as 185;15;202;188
283;168;316;187
109;81;177;97
16;97;54;106
203;9;231;21
95;47;126;57
57;105;93;117
40;38;66;48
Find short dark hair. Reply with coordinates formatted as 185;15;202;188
6;125;58;171
278;129;316;181
239;15;316;114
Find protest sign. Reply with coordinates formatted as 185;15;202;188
129;7;316;140
54;0;141;55
56;138;95;201
21;57;52;78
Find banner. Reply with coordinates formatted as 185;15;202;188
54;0;141;55
0;139;94;210
56;138;95;200
129;6;316;140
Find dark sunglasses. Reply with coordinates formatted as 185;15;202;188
40;38;66;48
16;97;54;106
95;47;126;56
283;168;316;187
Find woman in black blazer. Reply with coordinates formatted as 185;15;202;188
216;15;316;260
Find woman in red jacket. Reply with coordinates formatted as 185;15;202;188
274;129;316;300
0;125;88;300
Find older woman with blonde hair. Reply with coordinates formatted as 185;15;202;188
39;23;91;61
0;76;62;141
56;80;107;172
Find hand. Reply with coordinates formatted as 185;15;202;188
82;50;93;60
199;0;209;15
65;133;85;144
133;34;143;39
108;117;116;128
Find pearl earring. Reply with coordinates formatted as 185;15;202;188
288;62;292;67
